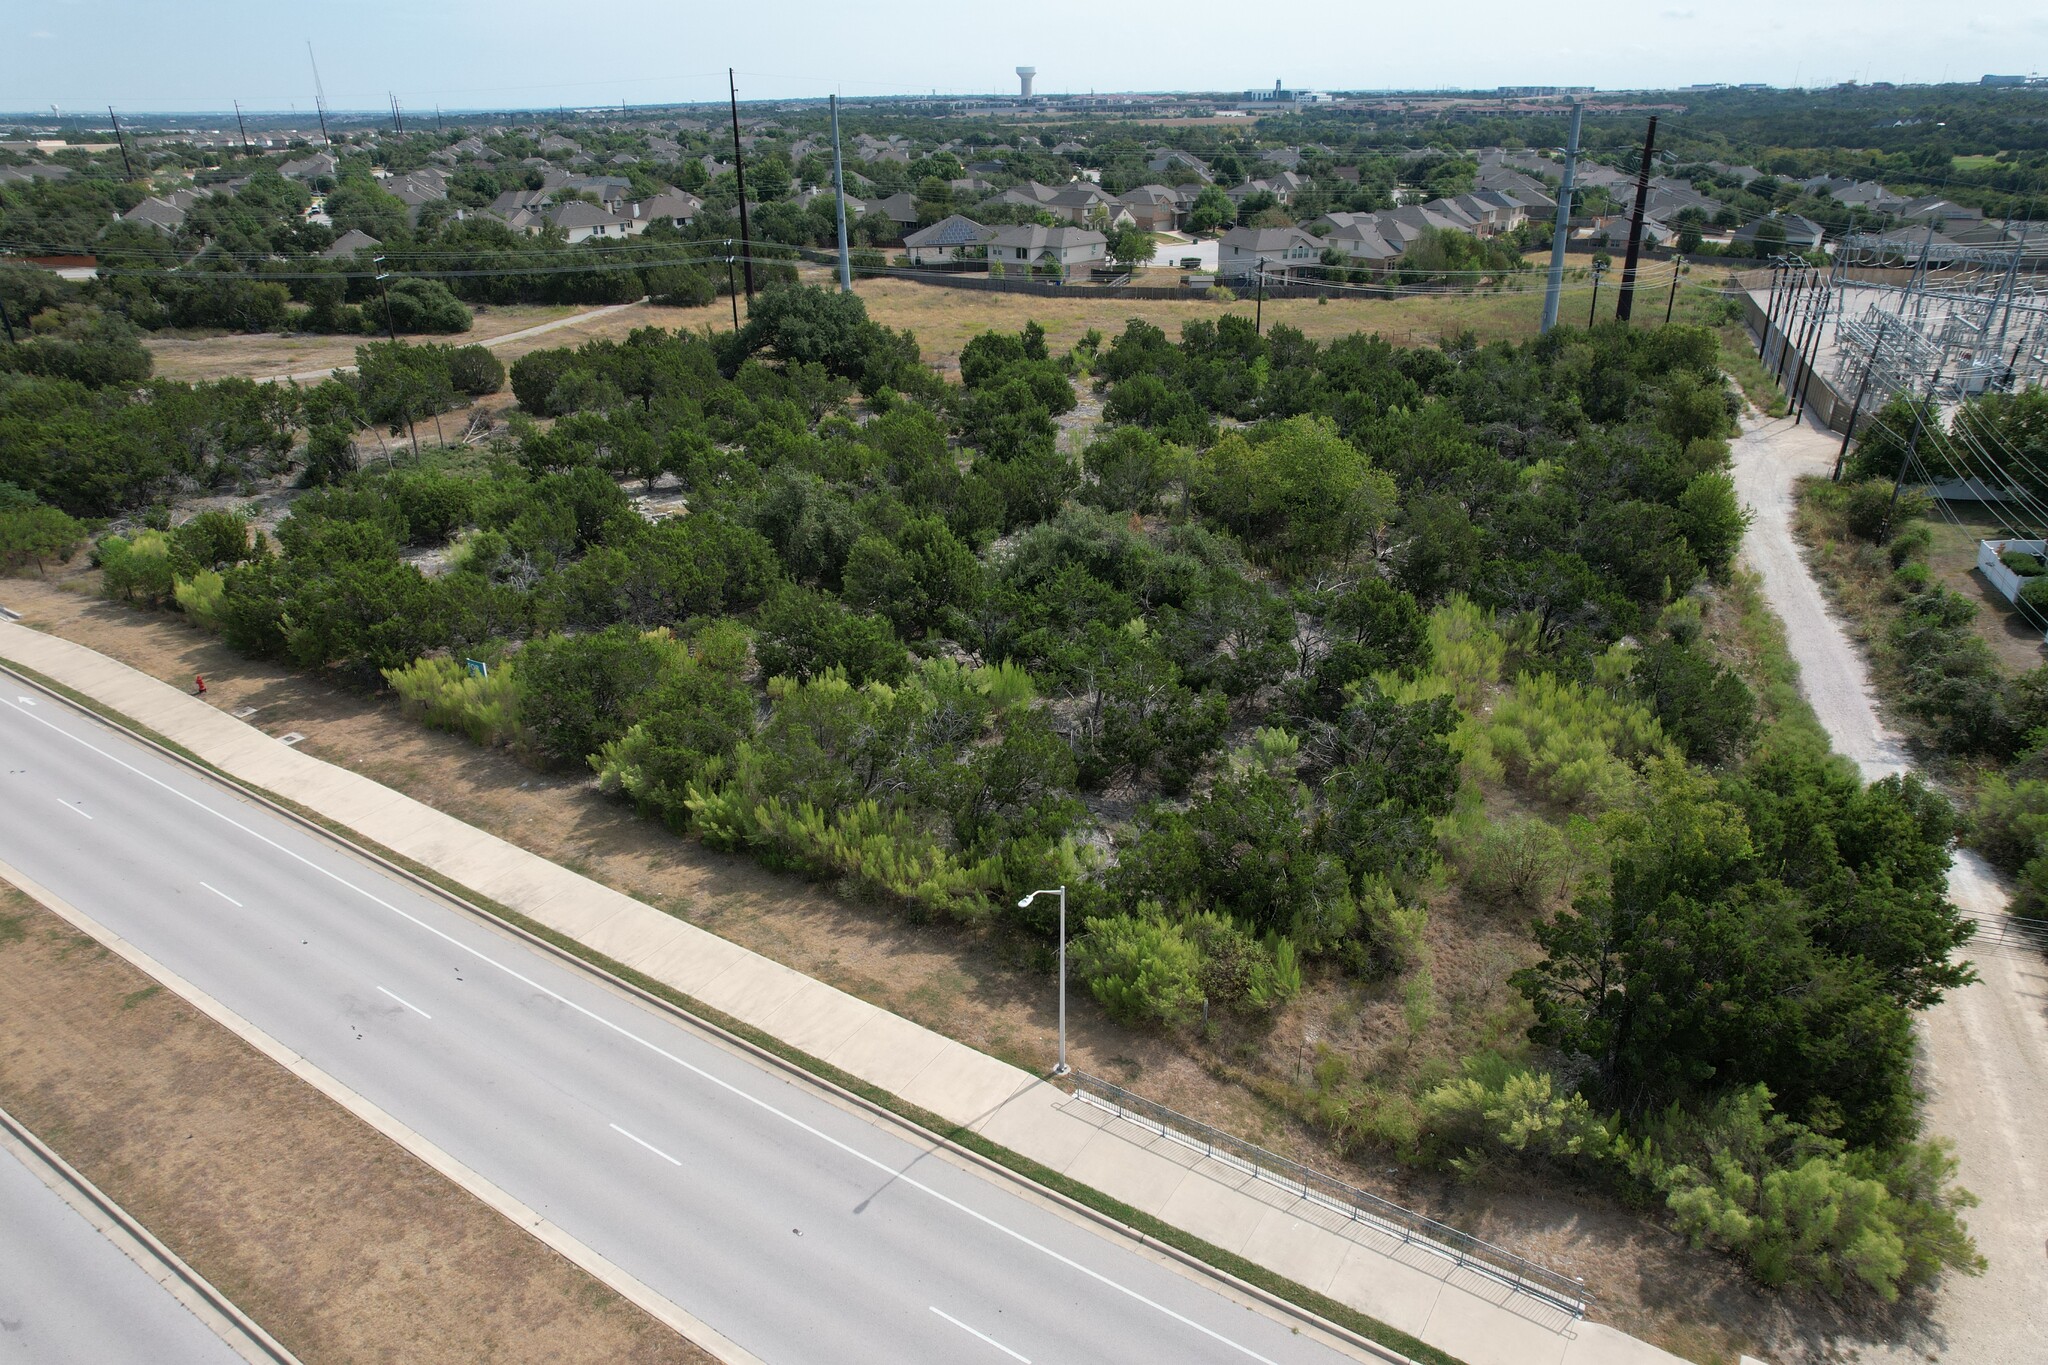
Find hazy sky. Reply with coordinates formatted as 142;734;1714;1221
9;0;2046;114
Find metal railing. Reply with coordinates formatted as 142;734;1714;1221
1971;912;2048;955
1066;1070;1590;1319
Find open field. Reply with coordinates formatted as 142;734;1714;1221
850;275;1556;372
144;298;731;384
0;883;713;1365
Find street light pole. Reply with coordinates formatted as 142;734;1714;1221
1017;887;1069;1076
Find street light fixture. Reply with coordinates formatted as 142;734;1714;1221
1017;886;1069;1076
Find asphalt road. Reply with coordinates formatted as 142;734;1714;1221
0;688;1369;1365
0;1134;247;1365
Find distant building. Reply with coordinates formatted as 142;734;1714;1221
902;214;994;265
1218;225;1326;281
984;224;1106;280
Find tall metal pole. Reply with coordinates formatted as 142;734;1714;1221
1018;887;1070;1076
307;43;332;147
1885;367;1942;532
1664;255;1682;324
1587;258;1606;326
1760;259;1787;370
1773;268;1806;386
728;69;755;302
830;94;852;293
233;100;250;155
1614;116;1658;322
724;241;740;330
107;108;135;180
1540;102;1583;335
1056;887;1067;1076
1833;318;1885;480
1793;278;1832;420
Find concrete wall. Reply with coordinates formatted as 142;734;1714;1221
1743;290;1856;433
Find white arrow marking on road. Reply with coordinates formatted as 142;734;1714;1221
18;697;34;705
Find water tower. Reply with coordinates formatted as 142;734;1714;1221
1016;66;1036;99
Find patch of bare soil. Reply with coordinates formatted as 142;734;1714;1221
0;884;713;1365
0;569;1917;1364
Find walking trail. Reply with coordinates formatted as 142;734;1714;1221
1730;410;2048;1365
260;298;648;385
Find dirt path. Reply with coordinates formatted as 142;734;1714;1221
258;297;653;385
1731;410;2048;1364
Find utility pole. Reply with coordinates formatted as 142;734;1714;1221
1760;258;1787;371
1793;276;1832;420
373;257;400;342
1776;267;1809;388
1664;255;1683;324
233;100;251;155
1255;258;1266;334
1540;102;1582;335
0;294;17;345
724;240;740;330
107;108;135;180
436;105;444;135
1587;257;1607;326
1614;116;1658;322
728;69;755;302
830;93;852;293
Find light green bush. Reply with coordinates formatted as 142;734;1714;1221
97;529;175;606
1071;912;1205;1027
173;569;227;630
1482;672;1673;810
382;655;522;746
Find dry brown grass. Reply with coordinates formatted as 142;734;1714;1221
848;276;1551;374
0;884;714;1365
143;299;730;384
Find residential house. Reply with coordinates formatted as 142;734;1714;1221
1146;149;1212;183
278;151;338;182
1259;148;1304;171
1117;184;1184;232
869;192;922;236
984;224;1107;280
1218;225;1327;281
121;197;188;232
1047;181;1132;227
322;228;381;260
1227;173;1305;207
628;191;703;232
543;201;632;243
1899;195;1985;227
1321;220;1401;269
541;171;633;208
902;214;995;265
0;163;73;185
537;134;581;155
989;181;1061;214
1643;176;1723;222
1733;213;1825;252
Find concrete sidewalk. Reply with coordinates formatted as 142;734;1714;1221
0;620;1684;1365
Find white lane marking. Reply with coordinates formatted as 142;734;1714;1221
931;1306;1030;1363
609;1122;681;1166
377;985;431;1020
16;696;33;705
199;881;243;907
0;694;1282;1365
54;798;91;820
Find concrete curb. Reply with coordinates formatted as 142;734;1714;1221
0;1099;302;1365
